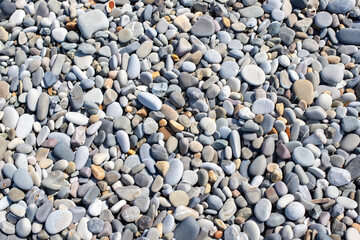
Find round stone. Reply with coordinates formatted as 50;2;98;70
220;61;239;79
292;147;315;167
254;198;272;222
169;190;190;207
293;79;314;105
321;65;344;85
314;12;333;28
241;65;266;86
121;206;140;222
285;202;305;221
327;167;351;186
45;210;73;235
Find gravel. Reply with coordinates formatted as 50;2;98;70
0;0;359;239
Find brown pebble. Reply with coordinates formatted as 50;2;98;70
254;114;264;123
91;165;105;180
89;115;99;123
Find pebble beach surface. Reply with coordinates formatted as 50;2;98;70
0;0;360;240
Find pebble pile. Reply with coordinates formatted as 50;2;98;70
0;0;360;239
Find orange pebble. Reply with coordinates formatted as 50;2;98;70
214;231;223;239
152;71;160;79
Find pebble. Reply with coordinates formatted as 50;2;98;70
321;65;344;85
45;210;72;235
292;147;315;167
241;65;265;86
327;167;351;186
137;92;162;111
77;10;109;39
285;202;305;221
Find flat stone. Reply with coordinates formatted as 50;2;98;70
173;217;199;240
115;186;141;201
254;198;272;222
252;98;274;114
218;198;237;221
15;114;34;139
327;0;355;13
53;142;74;161
169;190;189;207
241;65;265;86
190;17;215;37
292;147;315;167
138;92;162;111
45;210;73;235
321;65;344;85
243;220;260;240
220;61;239;79
13;168;33;190
293;79;314;105
77;10;109;39
327;167;351;186
285;202;305;220
239;6;264;18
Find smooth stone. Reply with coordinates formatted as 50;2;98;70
241;65;265;86
65;112;89;126
204;49;222;64
16;218;31;237
306;106;327;120
230;130;241;158
15;114;34;139
87;217;104;234
243;220;260;240
138;92;162;111
127;54;140;79
293;79;314;105
77;10;109;39
218;199;237;221
314;12;332;28
165;159;184;186
336;197;358;209
52;27;67;42
199;117;216;136
327;167;351;186
345;156;360;180
327;0;355;13
116;130;130;153
115;186;141;201
13;168;33;190
285;202;305;220
220;61;239;79
239;6;264;18
252;98;274;114
341;116;360;133
45;210;73;235
254;198;272;222
174;216;199;240
340;134;360;152
321;65;344;85
292;147;315;167
190;17;215;37
2;107;19;129
37;92;50;121
53;142;74;161
121;206;140;222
